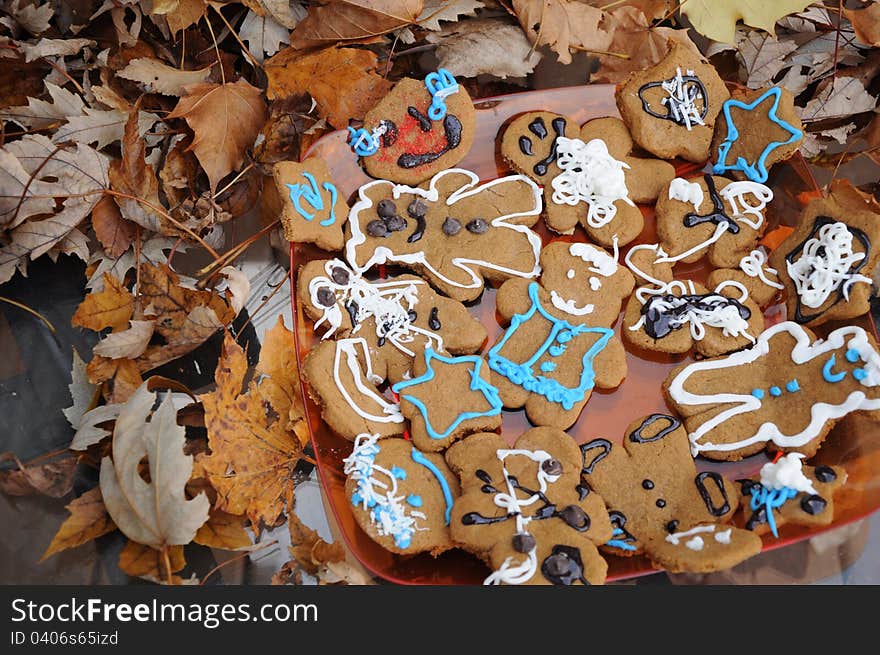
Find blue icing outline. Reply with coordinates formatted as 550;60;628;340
487;282;614;411
285;172;337;226
822;354;847;383
424;68;459;121
712;86;803;183
392;350;502;440
750;485;798;538
411;448;454;525
605;527;637;552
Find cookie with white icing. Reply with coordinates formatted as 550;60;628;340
580;414;762;573
769;179;880;328
707;247;783;309
664;321;880;461
344;434;460;555
274;156;346;251
487;240;633;430
303;338;406;441
297;258;487;384
446;428;612;586
616;42;730;163
345;168;543;303
738;453;846;538
655;174;773;269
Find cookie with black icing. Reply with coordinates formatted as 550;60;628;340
580;414;762;573
738;453;846;538
711;85;803;184
352;70;475;186
487;240;634;430
616;41;730;163
273;156;345;251
297;258;486;384
446;428;613;585
769;179;880;328
345;168;543;303
344;434;460;555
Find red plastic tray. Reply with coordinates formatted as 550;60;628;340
289;85;880;584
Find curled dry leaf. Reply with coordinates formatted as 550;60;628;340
63;349;97;432
265;46;391;127
0;452;78;498
91;195;136;259
286;511;345;577
70;403;123;450
219;266;251;314
99;383;210;548
416;0;484;31
18;38;97;62
427;19;542;80
167;79;267;191
290;0;423;49
116;58;212;96
679;0;814;45
92;320;156;360
198;319;306;531
41;487;117;562
512;0;612;65
845;3;880;48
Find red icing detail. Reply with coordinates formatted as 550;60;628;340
772;451;784;464
373;98;453;170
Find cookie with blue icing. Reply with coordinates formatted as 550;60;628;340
273;156;345;251
580;414;762;573
446;428;613;585
487;240;634;429
344;434;460;555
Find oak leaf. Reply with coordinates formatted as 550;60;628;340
512;0;613;65
40;487;117;562
72;273;133;332
116;58;212;96
167;80;267;191
194;510;254;550
199;319;306;531
680;0;814;45
290;0;423;49
265;46;391;127
100;383;210;548
845;3;880;47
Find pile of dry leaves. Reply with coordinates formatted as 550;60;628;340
0;0;878;585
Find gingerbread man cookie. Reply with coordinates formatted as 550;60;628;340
348;69;475;186
446;428;613;585
664;321;880;461
487;240;634;429
769;179;880;328
738;453;846;538
616;42;730;163
273;157;345;251
297;258;487;383
345;168;543;302
344;434;460;555
580;414;762;573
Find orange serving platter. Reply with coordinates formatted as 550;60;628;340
289;85;880;584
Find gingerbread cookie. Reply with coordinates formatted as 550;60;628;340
343;434;460;555
655;174;774;268
391;349;502;453
273;157;344;251
580;414;762;573
616;42;730;163
739;453;846;538
707;247;784;309
665;321;880;461
487;241;633;429
303;338;405;441
445;428;613;585
345;168;543;302
622;245;764;357
769;180;880;328
500;111;578;186
348;69;475;186
712;85;803;183
297;258;486;383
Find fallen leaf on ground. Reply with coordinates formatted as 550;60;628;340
286;511;345;576
63;349;98;431
0;452;78;498
40;487;117;561
72;273;133;332
92;320;155;359
265;46;391;127
802;76;877;122
194;510;254;550
290;0;423;49
198;319;306;531
427;18;542;79
18;37;96;62
736;30;799;89
92;195;136;259
100;383;210;548
116;58;212;96
167;79;267;191
150;0;208;34
680;0;814;44
845;3;880;47
416;0;484;31
238;10;291;64
512;0;613;65
118;540;186;579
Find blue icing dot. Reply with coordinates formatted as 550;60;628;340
557;330;573;344
854;368;868;381
367;498;377;509
548;345;566;357
751;389;764;399
351;492;362;505
786;379;800;393
406;494;423;508
391;466;407;480
396;535;411;549
540;361;557;373
846;348;860;363
770;386;782;397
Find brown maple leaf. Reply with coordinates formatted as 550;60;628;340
41;487;117;562
265;46;392;128
512;0;613;65
167;79;267;191
290;0;423;49
149;0;208;34
0;452;78;498
118;540;186;582
72;273;133;333
193;509;253;550
91;195;136;259
199;318;306;532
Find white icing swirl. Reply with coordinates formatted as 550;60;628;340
760;453;818;495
